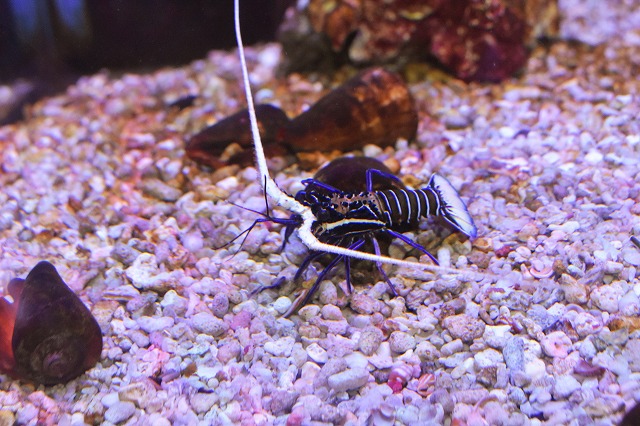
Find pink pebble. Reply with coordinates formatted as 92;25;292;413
541;331;573;358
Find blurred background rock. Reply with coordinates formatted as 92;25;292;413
0;0;565;126
0;0;292;124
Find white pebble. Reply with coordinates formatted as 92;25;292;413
104;401;136;424
327;368;369;392
415;340;440;361
369;342;394;369
578;340;597;359
619;290;640;316
118;382;151;407
306;342;328;363
358;328;383;356
474;348;504;369
272;296;292;314
344;352;369;370
217;176;239;191
498;126;517;138
160;290;188;313
548;221;580;234
451;357;474;379
125;253;174;291
190;312;229;336
553;375;581;399
525;358;547;381
300;361;321;382
16;404;38;425
298;305;321;321
605;261;624;275
363;144;383;157
264;336;296;357
591;283;625;313
623;249;640;266
321;304;344;321
144;414;171;426
542;152;560;164
190;392;218;414
441;339;464;356
570;312;603;337
483;325;513;349
182;231;204;252
389;331;416;353
585;150;604;163
137;316;175;333
437;247;451;268
101;392;120;408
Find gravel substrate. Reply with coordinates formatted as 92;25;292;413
1;1;640;425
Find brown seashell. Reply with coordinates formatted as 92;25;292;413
283;68;417;152
0;261;103;385
187;69;417;170
186;104;291;169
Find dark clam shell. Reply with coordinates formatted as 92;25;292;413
0;261;103;385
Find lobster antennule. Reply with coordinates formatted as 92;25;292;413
428;174;477;240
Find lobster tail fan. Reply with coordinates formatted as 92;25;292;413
428;174;477;239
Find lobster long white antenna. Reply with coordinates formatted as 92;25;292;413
233;0;480;277
233;0;304;216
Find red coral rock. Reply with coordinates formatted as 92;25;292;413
300;0;559;82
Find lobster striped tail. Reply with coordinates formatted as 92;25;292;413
374;175;477;239
427;174;477;239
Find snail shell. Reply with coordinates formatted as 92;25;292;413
0;261;103;385
387;363;419;393
283;68;417;152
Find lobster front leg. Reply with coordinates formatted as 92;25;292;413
371;236;398;297
386;229;439;265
